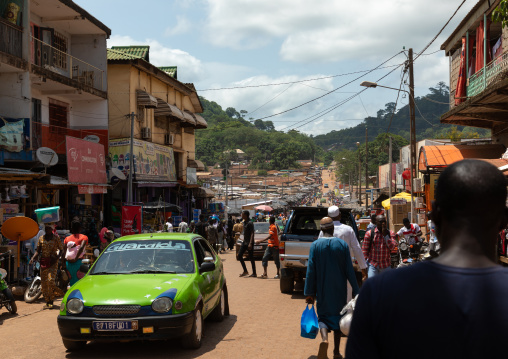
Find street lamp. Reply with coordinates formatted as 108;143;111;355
361;80;415;223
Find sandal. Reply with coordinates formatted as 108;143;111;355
43;303;53;310
239;272;249;277
260;274;268;279
249;274;257;278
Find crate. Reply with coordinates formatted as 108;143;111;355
35;206;60;223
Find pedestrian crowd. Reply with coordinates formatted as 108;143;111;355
302;159;508;359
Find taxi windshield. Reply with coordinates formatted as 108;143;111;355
91;240;195;275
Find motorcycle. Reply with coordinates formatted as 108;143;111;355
397;235;424;267
0;251;17;314
24;260;42;303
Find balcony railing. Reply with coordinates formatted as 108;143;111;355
0;17;22;58
467;51;508;98
31;36;105;92
32;122;108;155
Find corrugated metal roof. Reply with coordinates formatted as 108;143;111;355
419;144;505;170
107;46;150;61
159;66;177;79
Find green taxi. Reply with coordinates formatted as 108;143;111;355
57;233;229;351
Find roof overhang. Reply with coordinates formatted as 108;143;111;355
441;0;499;53
154;97;185;122
441;76;508;131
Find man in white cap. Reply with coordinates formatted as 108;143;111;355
318;205;367;300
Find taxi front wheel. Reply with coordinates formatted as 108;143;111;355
182;306;203;349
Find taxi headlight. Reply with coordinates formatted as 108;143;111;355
67;298;84;314
60;301;66;312
152;297;172;313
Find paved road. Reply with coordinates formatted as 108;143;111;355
0;250;346;359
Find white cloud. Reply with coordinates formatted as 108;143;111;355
164;16;192;37
108;35;205;82
204;0;472;63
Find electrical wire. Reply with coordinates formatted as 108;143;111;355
195;64;402;92
252;51;405;124
281;63;404;131
248;84;294;116
386;69;408;133
414;0;468;61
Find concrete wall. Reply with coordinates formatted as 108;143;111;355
0;72;30;118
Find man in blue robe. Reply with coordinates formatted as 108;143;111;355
305;217;360;359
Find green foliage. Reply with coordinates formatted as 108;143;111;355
257;170;268;176
312;82;489;150
196;97;317;170
493;1;508;29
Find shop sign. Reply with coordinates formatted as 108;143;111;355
109;138;176;182
121;205;143;236
66;136;107;184
78;185;108;194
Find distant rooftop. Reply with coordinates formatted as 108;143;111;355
108;46;150;61
159;66;177;79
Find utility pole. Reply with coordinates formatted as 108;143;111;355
408;48;416;223
127;112;135;204
365;126;369;212
389;136;393;200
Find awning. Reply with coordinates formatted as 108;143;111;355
418;144;506;171
195;187;215;198
192;114;208;129
49;176;109;193
181;110;197;126
136;90;157;108
0;168;47;181
154;98;185;121
135;181;178;188
187;159;205;171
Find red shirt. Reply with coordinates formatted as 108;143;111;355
362;227;397;269
268;224;279;247
64;234;88;259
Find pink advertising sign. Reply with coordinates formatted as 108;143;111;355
66;136;107;184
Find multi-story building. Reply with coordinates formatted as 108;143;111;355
441;0;508;146
0;0;110;227
107;46;207;222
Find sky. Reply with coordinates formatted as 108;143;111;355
75;0;475;135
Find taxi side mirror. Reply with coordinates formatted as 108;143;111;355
199;262;215;274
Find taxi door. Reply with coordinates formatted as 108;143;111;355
195;239;219;316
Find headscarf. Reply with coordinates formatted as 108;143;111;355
99;227;108;244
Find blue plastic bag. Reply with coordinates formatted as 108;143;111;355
300;304;319;339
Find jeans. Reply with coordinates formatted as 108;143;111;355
237;244;256;275
262;246;280;269
367;262;390;278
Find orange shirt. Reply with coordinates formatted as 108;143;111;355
268;224;279;247
64;234;88;259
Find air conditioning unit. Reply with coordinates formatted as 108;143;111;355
141;127;151;139
164;133;174;145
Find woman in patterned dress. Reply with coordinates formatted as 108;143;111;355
29;224;65;309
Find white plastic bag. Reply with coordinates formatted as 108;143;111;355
339;295;358;336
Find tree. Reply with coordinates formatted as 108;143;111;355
225;107;240;119
493;1;508;28
240;110;248;118
254;119;266;130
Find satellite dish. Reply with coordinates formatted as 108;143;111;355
36;147;58;166
110;167;127;180
84;135;100;143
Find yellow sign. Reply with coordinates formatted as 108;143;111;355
109;138;176;182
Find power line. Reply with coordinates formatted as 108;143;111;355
284;63;404;132
248;84;294;116
252;51;405;124
195;64;402;92
414;0;468;61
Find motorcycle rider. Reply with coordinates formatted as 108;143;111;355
396;218;423;245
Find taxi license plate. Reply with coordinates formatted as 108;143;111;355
254;245;262;250
93;320;138;331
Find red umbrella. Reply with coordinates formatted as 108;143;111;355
255;205;273;212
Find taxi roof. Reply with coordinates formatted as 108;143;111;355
115;233;200;242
